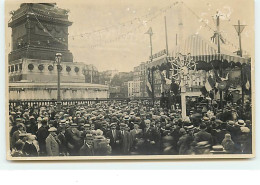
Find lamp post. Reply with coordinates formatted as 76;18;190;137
55;53;62;112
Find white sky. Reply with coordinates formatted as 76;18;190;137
5;0;254;72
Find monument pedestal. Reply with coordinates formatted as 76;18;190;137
9;82;109;100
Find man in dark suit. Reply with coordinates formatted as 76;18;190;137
106;123;120;155
143;119;161;155
80;134;94;156
57;127;68;156
36;120;49;156
194;123;213;146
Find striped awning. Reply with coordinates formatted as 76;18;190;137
148;34;250;68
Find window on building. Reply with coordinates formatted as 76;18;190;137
15;64;18;71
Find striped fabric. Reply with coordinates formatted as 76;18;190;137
171;34;249;64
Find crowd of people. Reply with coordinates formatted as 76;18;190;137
9;98;252;157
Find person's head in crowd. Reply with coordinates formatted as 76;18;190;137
125;126;130;132
17;123;24;132
119;123;126;131
199;123;207;130
84;124;91;131
245;120;251;128
85;134;93;145
59;127;66;135
179;128;186;135
25;134;36;143
133;123;139;130
220;121;227;130
96;129;103;136
48;127;57;136
90;123;95;130
236;119;246;127
144;119;151;128
110;123;117;130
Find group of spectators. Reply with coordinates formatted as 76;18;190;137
9;99;252;157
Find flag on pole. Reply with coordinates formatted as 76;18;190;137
205;79;213;92
145;27;153;35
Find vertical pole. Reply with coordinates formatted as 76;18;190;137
216;12;223;110
149;33;153;60
151;68;154;106
216;13;221;54
181;76;187;118
57;61;61;112
164;16;169;56
149;32;154;106
238;20;244;116
238;20;243;57
176;34;178;46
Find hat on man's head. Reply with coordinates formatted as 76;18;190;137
240;127;250;133
84;124;91;128
85;134;93;139
29;116;35;120
48;127;57;132
179;128;186;135
144;119;151;124
110;123;117;127
203;117;210;121
237;120;246;127
228;120;235;125
119;123;126;127
70;123;78;127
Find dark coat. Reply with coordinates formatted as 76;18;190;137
37;126;49;154
23;142;38;157
142;127;161;154
58;133;67;154
106;129;120;154
194;130;213;146
118;130;131;154
79;143;94;156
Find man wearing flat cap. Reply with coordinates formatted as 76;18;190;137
46;127;60;156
